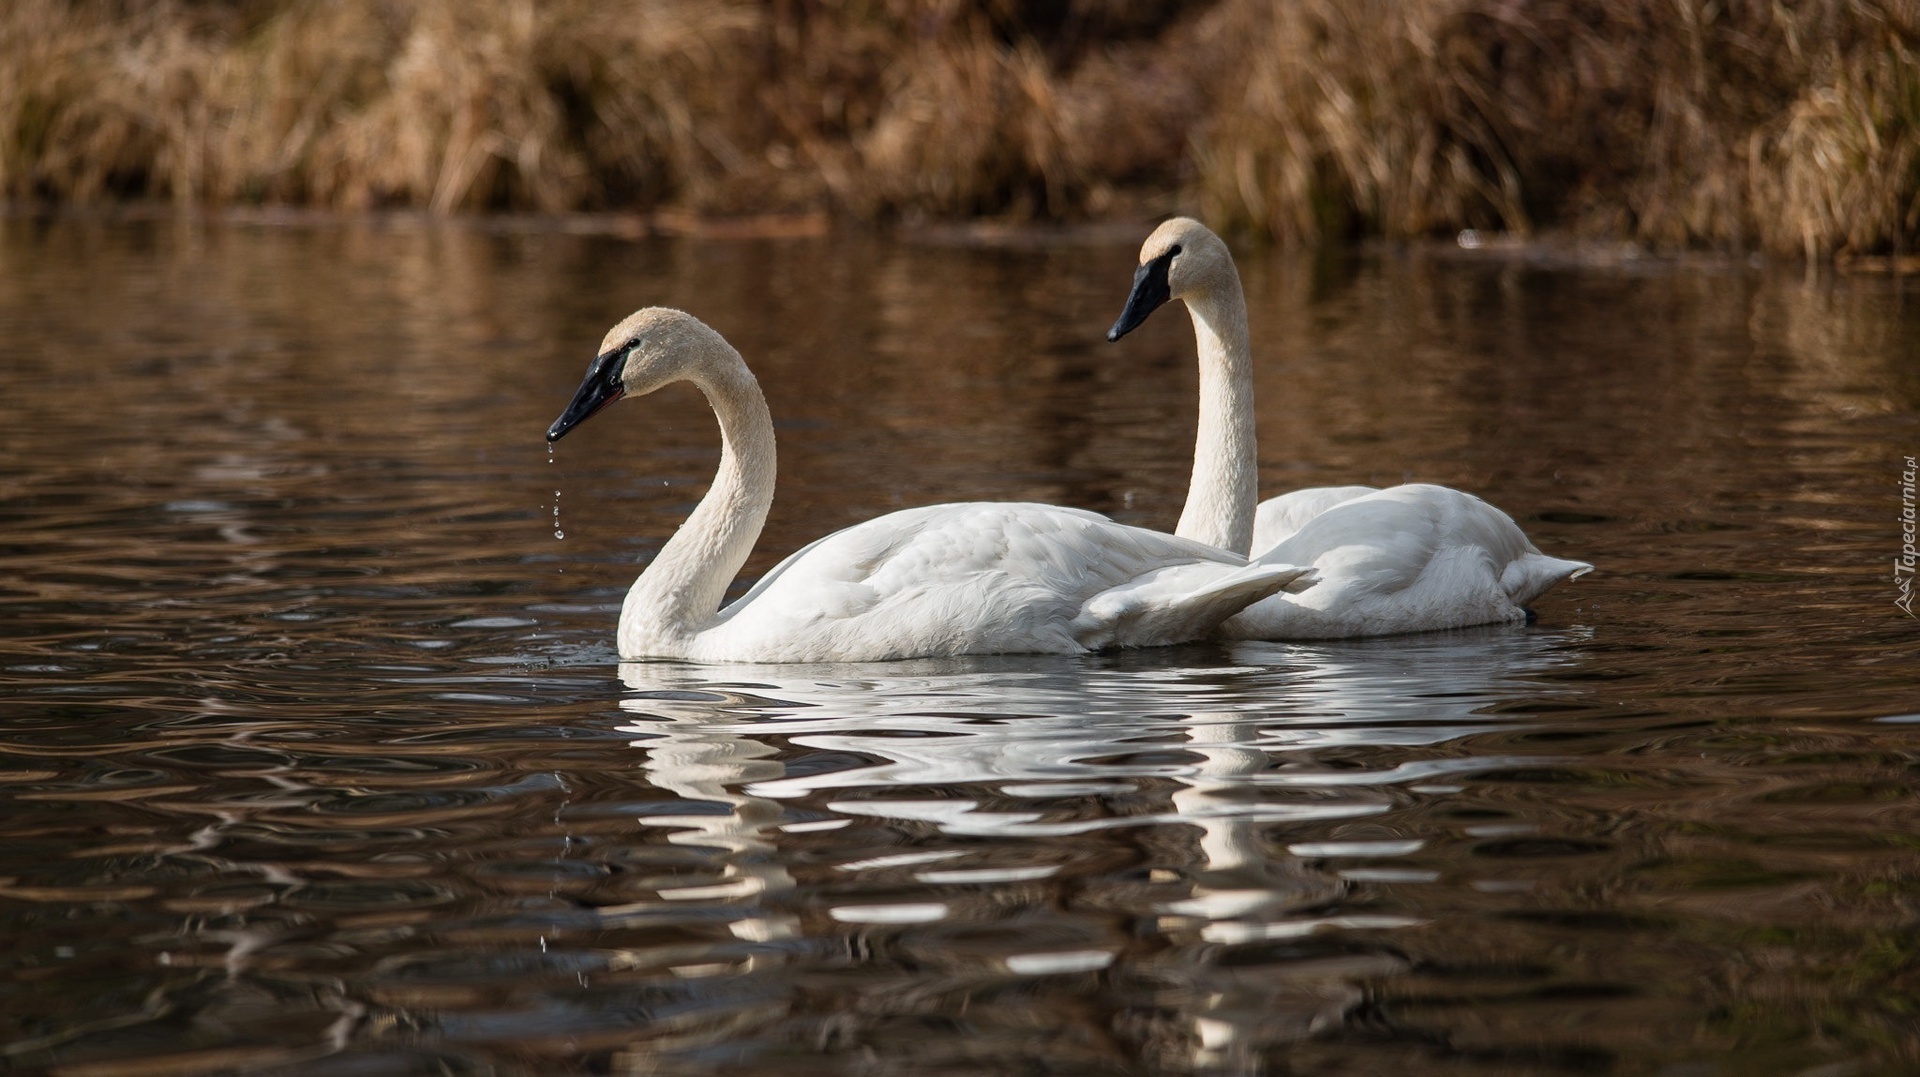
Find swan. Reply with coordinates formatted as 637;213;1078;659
546;307;1317;663
1107;217;1591;639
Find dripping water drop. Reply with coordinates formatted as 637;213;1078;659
548;446;566;552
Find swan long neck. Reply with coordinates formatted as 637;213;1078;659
622;356;777;647
1176;270;1258;557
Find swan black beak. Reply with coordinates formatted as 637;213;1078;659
1106;245;1180;342
547;347;626;443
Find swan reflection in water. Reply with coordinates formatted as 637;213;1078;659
610;627;1587;1072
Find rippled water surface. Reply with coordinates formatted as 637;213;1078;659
3;213;1917;1076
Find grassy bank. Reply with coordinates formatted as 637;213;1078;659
3;0;1915;256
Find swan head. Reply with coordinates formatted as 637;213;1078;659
1107;217;1236;342
547;308;732;443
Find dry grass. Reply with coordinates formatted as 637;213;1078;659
2;0;1915;256
0;0;769;212
1193;0;1920;254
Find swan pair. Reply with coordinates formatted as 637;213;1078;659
547;222;1587;663
546;308;1316;663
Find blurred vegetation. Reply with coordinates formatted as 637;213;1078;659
1;0;1916;255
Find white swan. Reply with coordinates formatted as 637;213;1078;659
547;308;1316;663
1107;217;1591;639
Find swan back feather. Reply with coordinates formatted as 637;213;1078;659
1250;485;1382;548
1231;484;1591;638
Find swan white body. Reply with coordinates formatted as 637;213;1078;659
1108;218;1590;639
547;308;1315;663
1237;482;1588;638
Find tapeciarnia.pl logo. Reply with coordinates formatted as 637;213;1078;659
1898;455;1917;617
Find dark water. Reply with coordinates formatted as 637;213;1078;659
2;212;1917;1076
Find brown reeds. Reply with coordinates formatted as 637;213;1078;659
2;0;1915;256
1193;0;1920;255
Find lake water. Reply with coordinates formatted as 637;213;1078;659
2;212;1916;1076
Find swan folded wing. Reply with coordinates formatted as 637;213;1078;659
1372;485;1591;604
1384;485;1591;604
708;504;1112;657
1260;491;1445;601
721;502;1297;658
890;505;1316;650
1228;484;1588;638
841;502;1151;593
1256;485;1561;600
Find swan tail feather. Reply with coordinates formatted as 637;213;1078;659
1074;561;1313;649
1501;554;1593;607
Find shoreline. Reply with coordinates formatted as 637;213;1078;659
11;200;1900;278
